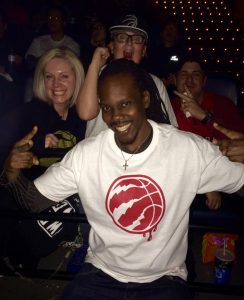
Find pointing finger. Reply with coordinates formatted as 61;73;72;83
213;123;244;140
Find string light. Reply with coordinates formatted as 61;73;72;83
152;0;242;96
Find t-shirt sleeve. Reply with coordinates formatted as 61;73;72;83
196;138;244;194
34;143;82;202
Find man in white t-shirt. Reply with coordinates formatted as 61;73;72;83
2;59;244;300
75;14;178;137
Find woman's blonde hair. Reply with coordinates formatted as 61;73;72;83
33;47;84;106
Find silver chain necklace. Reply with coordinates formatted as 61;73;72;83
115;128;153;170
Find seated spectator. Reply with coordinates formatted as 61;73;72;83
76;14;178;138
26;5;80;67
0;47;86;271
171;56;244;209
24;5;80;102
79;16;109;72
144;15;186;96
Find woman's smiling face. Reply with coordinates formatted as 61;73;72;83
44;57;76;105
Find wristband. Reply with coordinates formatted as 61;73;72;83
201;112;213;124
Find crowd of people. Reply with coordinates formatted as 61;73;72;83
0;3;244;299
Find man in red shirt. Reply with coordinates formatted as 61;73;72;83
171;57;243;141
171;56;244;209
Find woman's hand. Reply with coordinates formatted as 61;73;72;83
45;133;59;148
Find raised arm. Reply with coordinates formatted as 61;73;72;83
76;47;110;120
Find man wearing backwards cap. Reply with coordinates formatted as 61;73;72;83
76;14;178;137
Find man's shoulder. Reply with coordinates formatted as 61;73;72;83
79;129;111;147
204;91;233;104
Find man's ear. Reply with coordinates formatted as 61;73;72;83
142;90;150;109
142;45;147;58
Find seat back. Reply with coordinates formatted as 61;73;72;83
205;74;239;106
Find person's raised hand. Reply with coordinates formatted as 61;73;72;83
174;85;206;120
91;47;110;72
213;123;244;163
4;126;39;182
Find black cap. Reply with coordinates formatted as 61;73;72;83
109;14;148;41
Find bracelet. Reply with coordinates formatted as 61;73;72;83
201;112;213;124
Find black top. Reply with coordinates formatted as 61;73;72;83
0;99;86;177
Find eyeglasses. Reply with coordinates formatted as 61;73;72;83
114;33;145;44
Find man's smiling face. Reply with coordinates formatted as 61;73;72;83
99;72;150;152
111;30;147;64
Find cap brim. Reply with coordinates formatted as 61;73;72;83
110;25;148;41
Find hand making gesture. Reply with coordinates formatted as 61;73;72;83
4;126;39;182
213;123;244;163
173;85;206;120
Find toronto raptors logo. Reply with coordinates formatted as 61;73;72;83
106;175;165;241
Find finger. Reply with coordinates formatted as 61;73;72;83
174;90;188;100
15;126;38;147
45;135;58;148
32;155;39;165
183;85;193;97
228;155;244;163
15;140;34;152
213;123;243;140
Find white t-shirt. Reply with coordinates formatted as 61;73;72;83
25;34;80;58
34;120;244;283
85;74;178;137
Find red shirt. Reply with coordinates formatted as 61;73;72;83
172;91;244;140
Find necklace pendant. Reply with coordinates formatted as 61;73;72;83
123;160;129;170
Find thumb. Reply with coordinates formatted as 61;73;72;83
15;140;34;152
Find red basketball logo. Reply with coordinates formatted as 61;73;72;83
106;175;165;241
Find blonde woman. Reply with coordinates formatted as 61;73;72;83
0;47;86;271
